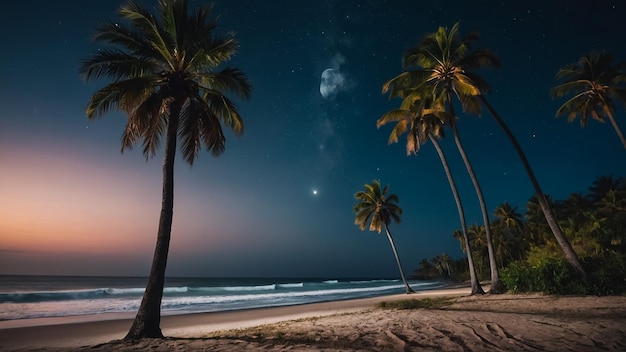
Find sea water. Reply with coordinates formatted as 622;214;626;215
0;275;443;321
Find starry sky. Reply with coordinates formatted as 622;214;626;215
1;0;625;278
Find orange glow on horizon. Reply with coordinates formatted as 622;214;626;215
0;144;235;267
0;147;160;254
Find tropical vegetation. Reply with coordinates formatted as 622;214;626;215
414;176;626;295
80;0;251;339
353;180;414;293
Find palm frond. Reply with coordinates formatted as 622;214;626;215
199;68;253;100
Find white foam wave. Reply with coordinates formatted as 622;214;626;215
278;283;304;288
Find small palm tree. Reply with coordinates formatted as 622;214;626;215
80;0;251;339
353;180;414;293
551;51;626;150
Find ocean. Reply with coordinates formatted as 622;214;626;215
0;275;443;321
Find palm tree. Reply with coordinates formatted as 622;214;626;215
440;252;453;276
385;22;503;293
80;0;251;339
377;96;484;294
588;175;625;203
493;203;525;265
392;22;586;278
551;51;626;150
353;180;414;293
494;203;523;233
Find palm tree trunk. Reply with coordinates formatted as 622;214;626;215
480;96;586;277
429;135;484;295
449;122;505;293
125;108;180;340
383;224;414;294
603;106;626;150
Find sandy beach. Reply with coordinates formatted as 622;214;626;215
2;286;625;351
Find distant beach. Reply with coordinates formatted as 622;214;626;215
1;286;625;351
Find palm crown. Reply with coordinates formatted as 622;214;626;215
80;0;252;164
376;93;448;155
552;51;626;126
353;180;402;234
383;22;500;117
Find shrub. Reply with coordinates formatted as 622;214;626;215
500;261;535;293
501;254;626;295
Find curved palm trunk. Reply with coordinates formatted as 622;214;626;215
383;224;414;294
125;108;180;340
603;106;626;150
429;135;484;295
449;121;505;294
480;96;586;277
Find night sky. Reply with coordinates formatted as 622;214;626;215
1;1;625;278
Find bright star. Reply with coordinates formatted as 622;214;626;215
312;189;318;196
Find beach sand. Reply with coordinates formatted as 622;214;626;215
2;286;625;351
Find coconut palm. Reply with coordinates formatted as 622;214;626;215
80;0;251;339
588;175;625;203
391;22;586;278
377;94;484;294
493;203;525;265
353;180;414;293
494;203;523;233
385;22;503;292
440;252;453;276
551;51;626;150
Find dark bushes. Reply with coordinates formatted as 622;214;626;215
501;254;625;295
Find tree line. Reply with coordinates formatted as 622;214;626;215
412;175;626;296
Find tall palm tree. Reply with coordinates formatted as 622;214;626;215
353;180;414;293
551;51;626;150
80;0;251;339
386;23;504;293
377;95;484;294
392;22;586;278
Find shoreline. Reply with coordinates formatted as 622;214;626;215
0;286;471;350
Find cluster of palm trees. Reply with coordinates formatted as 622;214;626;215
82;0;625;340
411;176;625;284
366;22;626;296
454;176;626;280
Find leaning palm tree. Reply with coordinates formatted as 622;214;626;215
551;51;626;150
377;94;484;294
392;22;586;279
385;23;503;293
80;0;251;339
353;180;414;293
